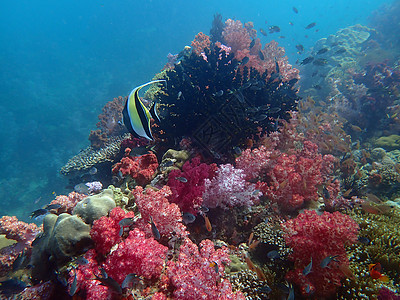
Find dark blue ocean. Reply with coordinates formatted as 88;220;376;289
0;0;393;221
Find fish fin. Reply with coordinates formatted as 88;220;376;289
379;275;389;282
149;102;160;123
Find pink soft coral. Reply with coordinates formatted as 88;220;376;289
168;156;217;214
282;210;359;297
167;238;245;300
133;186;188;238
202;164;260;209
104;228;168;283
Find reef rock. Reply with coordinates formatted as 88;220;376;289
73;188;116;224
31;213;92;282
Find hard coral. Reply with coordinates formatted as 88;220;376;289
133;186;188;239
202;164;260;209
282;210;359;298
90;207;135;256
166;238;245;300
168;156;217;214
112;151;158;186
104;228;168;282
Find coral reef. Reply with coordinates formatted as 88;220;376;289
96;95;126;137
166;238;245;299
61;134;130;175
112;150;159;186
282;210;359;297
0;216;39;276
202;164;260;209
73;188;116;224
167;156;217;214
31;213;92;282
133;186;188;239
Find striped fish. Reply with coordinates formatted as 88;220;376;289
122;80;166;140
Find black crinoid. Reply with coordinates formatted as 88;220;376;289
152;45;300;160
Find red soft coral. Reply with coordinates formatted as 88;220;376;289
133;186;188;239
282;210;359;297
90;207;135;256
167;156;217;214
112;151;158;186
104;228;168;283
166;238;245;300
257;141;326;211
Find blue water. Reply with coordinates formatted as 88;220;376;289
0;0;393;221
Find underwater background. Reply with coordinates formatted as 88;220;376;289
1;0;400;299
0;0;390;221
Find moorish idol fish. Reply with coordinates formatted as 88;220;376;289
122;80;166;140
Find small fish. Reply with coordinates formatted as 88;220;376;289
322;186;330;199
161;160;174;168
366;193;382;204
316;47;329;55
74;183;90;194
253;114;268;122
95;268;122;294
199;206;209;214
267;250;280;260
149;217;161;240
320;255;339;268
257;284;272;293
12;249;26;271
177;91;183;100
30;208;48;219
300;56;314;65
121;273;139;289
268;107;281;114
279;36;285;39
249;240;260;251
88;166;98;175
268;25;280;33
182;212;196;224
358;236;370;245
204;214;212;232
213;90;224;97
252;189;261;196
334;48;346;54
209;261;219;274
74;256;89;265
69;269;78;296
295;44;304;53
259;28;268;36
0;278;27;296
232;146;242;155
34;196;42;204
305;22;316;29
289;21;294;26
241;56;249;65
292;6;298;13
259;51;265;61
369;263;389;282
119;218;135;236
287;283;295;300
119;218;134;227
303;257;313;275
313;58;328;66
45;203;62;210
249;39;256;49
175;176;188;183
